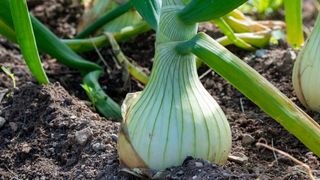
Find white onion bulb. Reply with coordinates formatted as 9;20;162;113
292;14;320;112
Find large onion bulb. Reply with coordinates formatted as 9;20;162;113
118;3;232;170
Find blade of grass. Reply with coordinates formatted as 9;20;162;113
9;0;49;84
284;0;304;48
1;66;16;88
176;32;320;157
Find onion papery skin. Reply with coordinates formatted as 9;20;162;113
292;14;320;112
118;1;232;170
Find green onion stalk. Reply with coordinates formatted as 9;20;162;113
284;0;304;48
292;13;320;112
118;0;231;170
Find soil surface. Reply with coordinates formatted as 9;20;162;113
0;0;319;179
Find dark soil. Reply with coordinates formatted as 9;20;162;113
0;83;119;179
0;0;319;179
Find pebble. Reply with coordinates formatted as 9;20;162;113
107;160;113;165
75;128;92;145
287;50;296;60
177;170;184;176
100;153;108;159
77;175;84;179
0;116;6;128
92;142;105;152
194;162;203;168
242;133;255;145
255;49;267;58
111;134;118;142
21;143;32;153
228;154;249;164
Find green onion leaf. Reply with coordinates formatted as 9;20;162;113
0;20;16;43
131;0;161;30
213;18;254;50
179;0;247;24
83;70;122;120
64;22;151;53
76;1;133;38
284;0;304;48
176;32;320;157
31;17;102;74
9;0;49;84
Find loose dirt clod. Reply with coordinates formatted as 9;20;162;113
75;128;92;145
242;133;255;145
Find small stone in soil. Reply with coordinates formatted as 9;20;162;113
75;128;92;145
177;170;184;176
194;162;203;168
242;133;255;145
107;160;114;165
228;154;249;164
21;143;32;153
0;116;6;128
111;134;118;141
255;49;267;58
92;142;105;152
